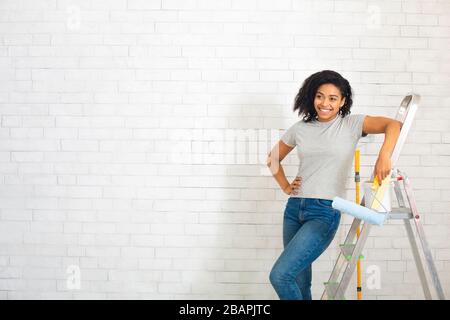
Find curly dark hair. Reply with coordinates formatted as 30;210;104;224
293;70;353;122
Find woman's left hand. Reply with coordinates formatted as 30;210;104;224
374;152;392;184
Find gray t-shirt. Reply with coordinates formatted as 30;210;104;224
281;114;367;200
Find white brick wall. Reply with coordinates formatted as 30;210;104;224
0;0;449;300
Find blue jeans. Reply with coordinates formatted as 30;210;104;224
269;197;341;300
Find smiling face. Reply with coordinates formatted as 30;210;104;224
313;83;346;122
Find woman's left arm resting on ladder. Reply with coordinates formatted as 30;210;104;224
362;116;402;183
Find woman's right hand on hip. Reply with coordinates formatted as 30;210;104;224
283;176;301;195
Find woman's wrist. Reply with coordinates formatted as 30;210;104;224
378;149;391;158
282;184;291;194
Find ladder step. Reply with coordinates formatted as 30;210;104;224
339;244;364;261
388;208;413;220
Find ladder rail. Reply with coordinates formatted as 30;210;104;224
321;217;362;299
403;219;433;299
333;222;372;299
392;175;432;299
391;94;419;165
403;174;446;300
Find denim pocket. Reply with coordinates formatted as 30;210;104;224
314;199;333;208
284;198;300;221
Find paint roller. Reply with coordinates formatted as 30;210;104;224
332;173;393;226
332;197;387;226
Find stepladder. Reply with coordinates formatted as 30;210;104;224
321;94;446;300
321;169;446;300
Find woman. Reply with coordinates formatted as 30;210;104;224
266;70;402;300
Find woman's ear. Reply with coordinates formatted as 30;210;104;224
340;97;346;108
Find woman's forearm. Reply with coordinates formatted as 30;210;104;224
373;120;402;183
379;120;402;157
267;161;290;192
